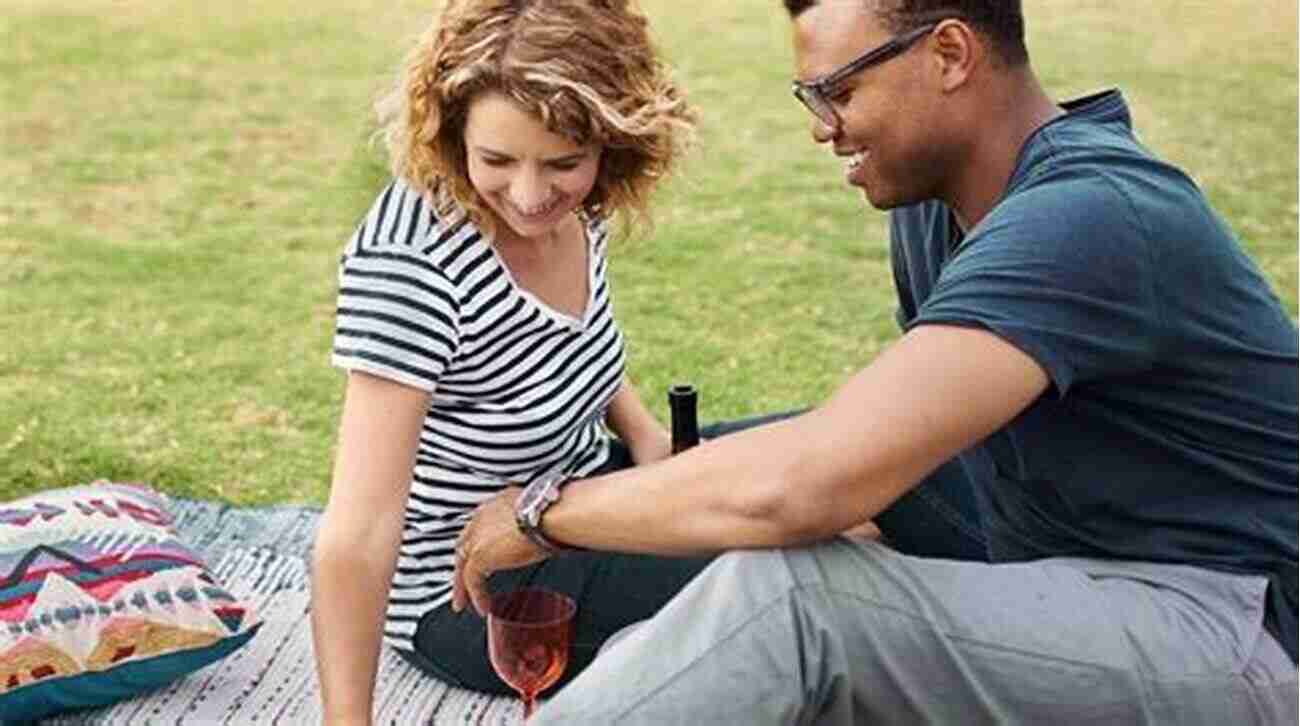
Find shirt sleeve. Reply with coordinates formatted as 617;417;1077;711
908;172;1161;396
331;184;462;392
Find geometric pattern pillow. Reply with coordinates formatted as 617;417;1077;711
0;482;261;722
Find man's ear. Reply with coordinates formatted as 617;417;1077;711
930;19;980;93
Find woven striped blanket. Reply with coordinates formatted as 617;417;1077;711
35;499;521;726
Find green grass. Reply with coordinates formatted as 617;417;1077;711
1;0;1295;505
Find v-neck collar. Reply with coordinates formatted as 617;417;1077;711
481;220;597;331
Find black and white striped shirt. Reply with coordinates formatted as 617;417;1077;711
332;179;624;650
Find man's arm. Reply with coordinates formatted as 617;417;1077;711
549;324;1047;550
453;324;1047;613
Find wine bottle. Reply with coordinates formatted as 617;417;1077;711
668;384;700;454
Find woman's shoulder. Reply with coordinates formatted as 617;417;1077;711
345;179;485;268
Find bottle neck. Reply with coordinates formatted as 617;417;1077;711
669;384;699;454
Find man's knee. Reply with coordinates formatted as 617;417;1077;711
691;547;801;599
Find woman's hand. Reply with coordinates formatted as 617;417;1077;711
451;487;551;616
839;520;883;543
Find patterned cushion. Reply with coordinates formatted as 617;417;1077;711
0;482;261;721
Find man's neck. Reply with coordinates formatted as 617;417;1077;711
946;70;1063;232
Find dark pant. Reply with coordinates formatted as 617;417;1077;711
402;411;987;696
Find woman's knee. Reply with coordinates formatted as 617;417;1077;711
410;603;514;695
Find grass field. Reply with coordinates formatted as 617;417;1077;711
1;0;1295;505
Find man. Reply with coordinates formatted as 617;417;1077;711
450;1;1298;722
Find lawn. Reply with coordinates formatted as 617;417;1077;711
1;0;1295;505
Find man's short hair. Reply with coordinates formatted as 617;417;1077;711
782;0;1029;68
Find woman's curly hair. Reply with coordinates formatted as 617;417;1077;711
376;0;696;238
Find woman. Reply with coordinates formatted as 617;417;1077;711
311;1;712;721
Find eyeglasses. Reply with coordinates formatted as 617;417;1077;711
791;22;939;132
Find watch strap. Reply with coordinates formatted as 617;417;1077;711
515;475;580;553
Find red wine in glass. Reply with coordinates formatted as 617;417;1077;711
488;588;577;720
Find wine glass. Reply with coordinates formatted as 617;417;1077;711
487;588;577;720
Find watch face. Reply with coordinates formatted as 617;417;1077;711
518;476;560;524
514;476;569;552
519;481;547;511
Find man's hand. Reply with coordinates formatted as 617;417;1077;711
451;487;551;616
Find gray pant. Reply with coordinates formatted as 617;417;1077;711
533;538;1297;725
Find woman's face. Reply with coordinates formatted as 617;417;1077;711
463;91;602;243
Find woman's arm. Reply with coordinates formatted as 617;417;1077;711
312;371;430;726
604;375;672;465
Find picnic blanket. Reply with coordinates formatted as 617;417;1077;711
36;499;523;726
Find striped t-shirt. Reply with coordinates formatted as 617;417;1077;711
331;179;624;650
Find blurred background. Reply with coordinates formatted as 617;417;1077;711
1;0;1295;504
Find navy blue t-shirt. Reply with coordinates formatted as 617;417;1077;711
890;90;1298;663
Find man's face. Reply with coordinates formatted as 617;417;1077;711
791;1;945;209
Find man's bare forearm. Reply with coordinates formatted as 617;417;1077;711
545;409;880;554
542;327;1050;557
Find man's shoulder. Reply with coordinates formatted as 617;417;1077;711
1012;98;1197;218
992;120;1196;250
993;120;1218;264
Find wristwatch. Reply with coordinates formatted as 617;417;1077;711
514;474;580;553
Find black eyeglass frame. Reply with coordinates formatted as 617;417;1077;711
791;22;941;131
